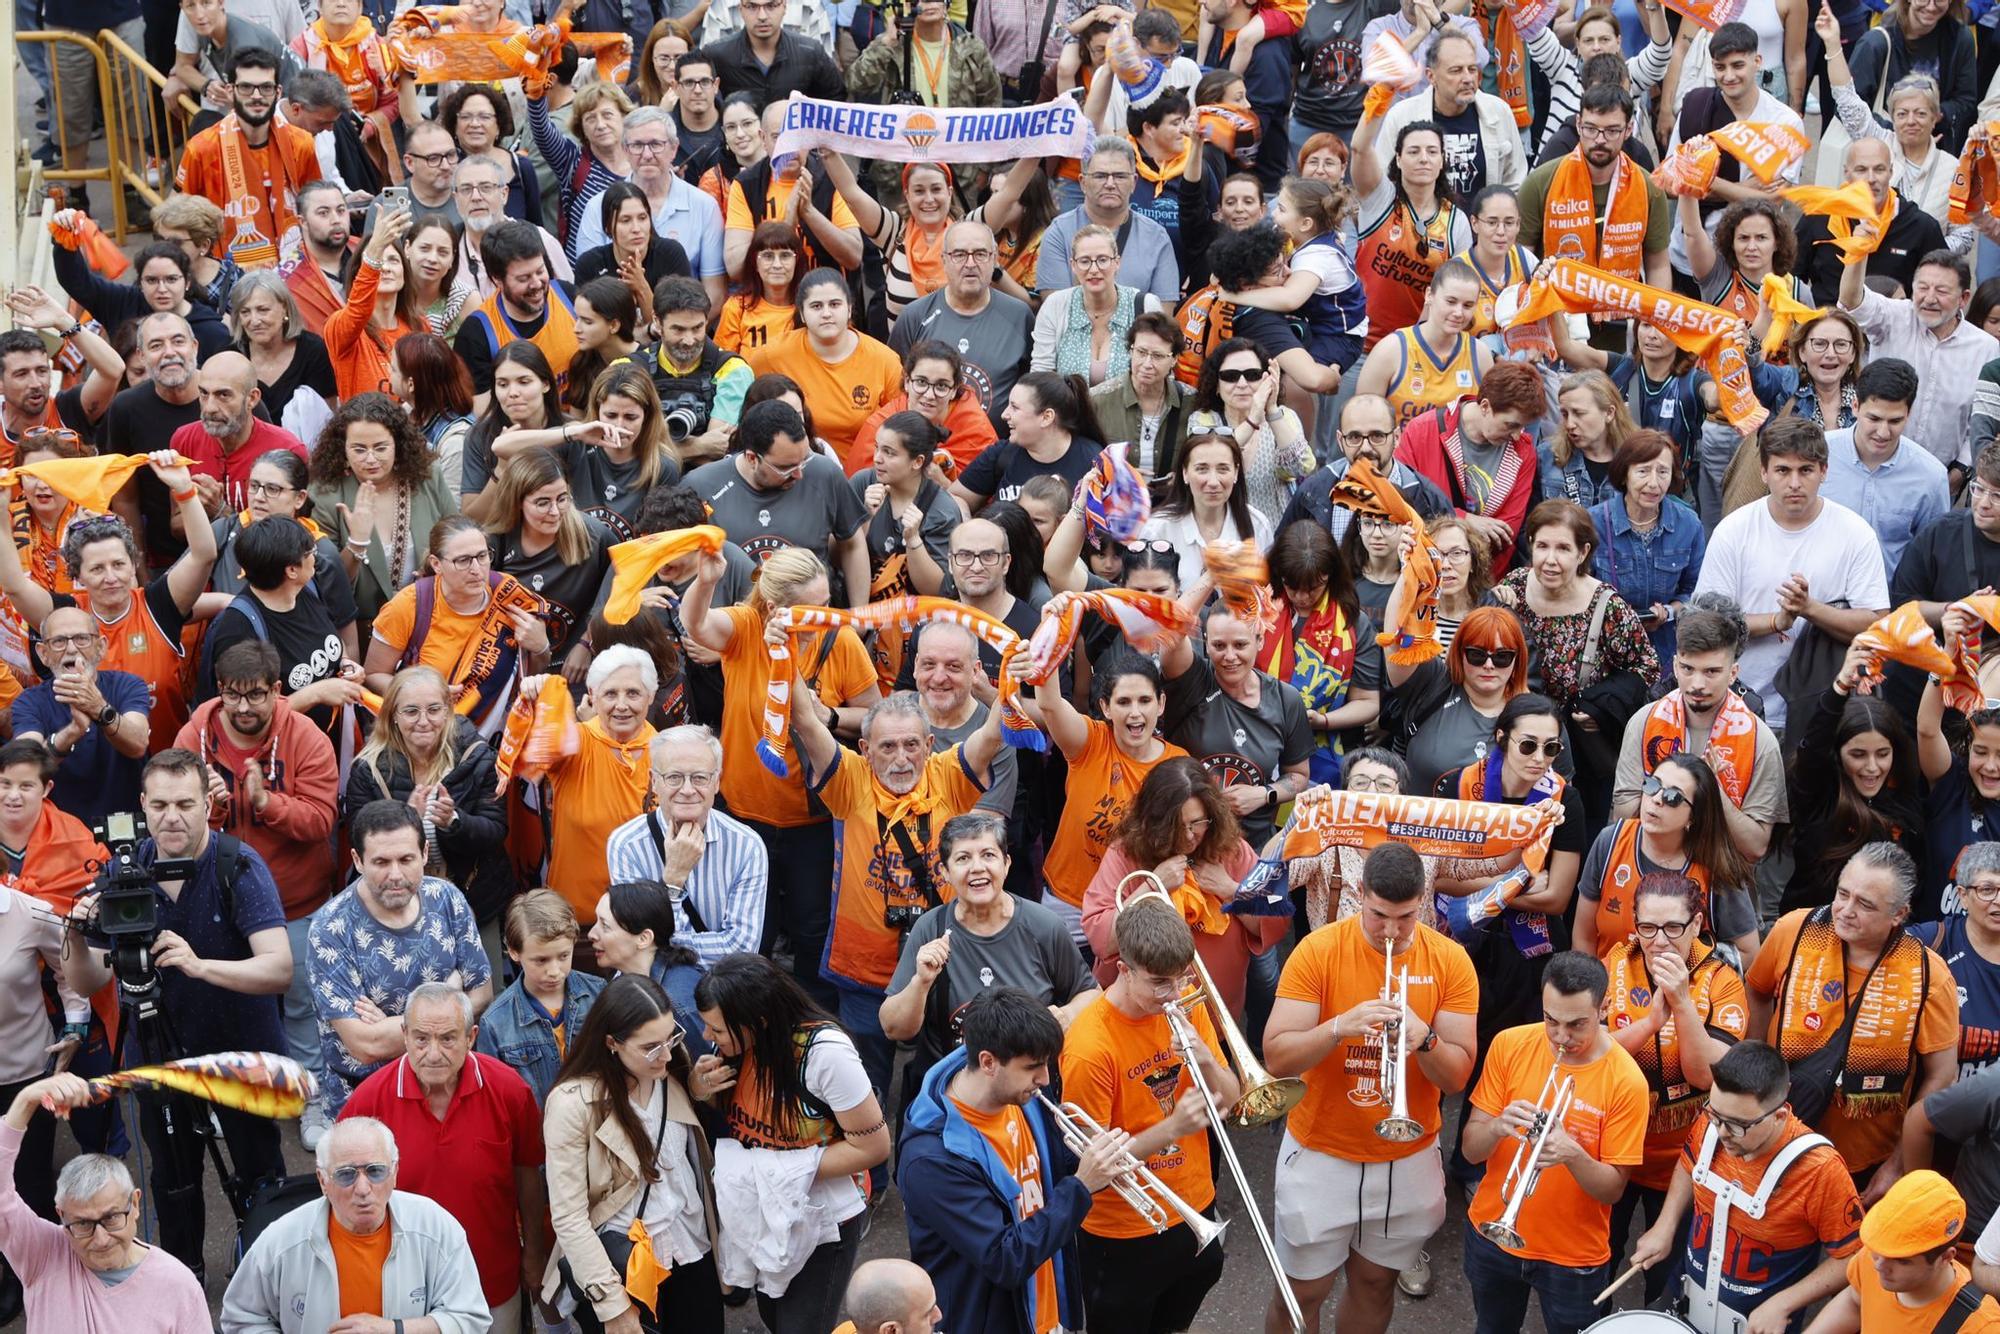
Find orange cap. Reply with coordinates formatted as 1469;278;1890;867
1861;1171;1966;1258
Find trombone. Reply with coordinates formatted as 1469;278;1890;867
1376;935;1424;1143
1033;1093;1227;1253
1113;871;1306;1128
1477;1062;1577;1250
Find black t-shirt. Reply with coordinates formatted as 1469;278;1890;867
1892;511;2000;606
674;111;725;181
493;514;613;659
1434;104;1487;206
556;436;681;541
258;333;338;427
199;590;347;728
1162;660;1315;847
102;384;202;566
958;435;1104;504
1232;307;1305;357
1293;0;1394;138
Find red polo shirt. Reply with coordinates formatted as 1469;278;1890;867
168;416;307;515
339;1051;545;1306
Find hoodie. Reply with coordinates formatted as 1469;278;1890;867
895;1046;1089;1334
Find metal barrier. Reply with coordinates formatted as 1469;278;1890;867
14;32;132;241
98;27;204;220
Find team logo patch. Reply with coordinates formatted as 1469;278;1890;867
902;111;940;151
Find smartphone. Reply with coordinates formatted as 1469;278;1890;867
377;186;411;212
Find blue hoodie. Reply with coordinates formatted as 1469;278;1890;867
896;1047;1092;1334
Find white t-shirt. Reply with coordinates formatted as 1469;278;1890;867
795;1028;875;1225
1138;505;1275;591
1692;497;1890;730
603;1082;711;1266
1104;57;1203;134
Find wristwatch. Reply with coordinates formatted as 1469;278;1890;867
1265;784;1280;810
95;703;117;727
1417;1028;1439;1053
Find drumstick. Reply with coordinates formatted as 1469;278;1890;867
1594;1260;1647;1307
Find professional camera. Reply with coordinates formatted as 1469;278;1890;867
91;811;159;944
662;393;705;443
884;904;922;932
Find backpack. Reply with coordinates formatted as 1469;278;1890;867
1175;284;1233;387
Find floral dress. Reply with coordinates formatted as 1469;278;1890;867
1497;568;1661;713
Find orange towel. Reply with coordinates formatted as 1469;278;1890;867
494;677;580;791
1759;274;1824;360
1783;180;1893;262
1852;603;1961;698
601;525;727;625
0;453;194;514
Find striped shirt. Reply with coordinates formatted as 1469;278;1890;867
605;806;769;964
1524;27;1673;153
529;95;632;261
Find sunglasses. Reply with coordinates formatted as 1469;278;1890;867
1215;367;1264;384
1461;645;1517;669
1511;737;1563;759
1124;539;1176;555
328;1162;392;1187
1642;774;1692;808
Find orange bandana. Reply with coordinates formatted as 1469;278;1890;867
1507;260;1766;434
1758;274;1824;359
1543;148;1649;280
47;213;130;281
601;525;727;625
0;453;193;514
1660;0;1749;30
1326;457;1444;665
1784;180;1893;262
1851;602;1968;700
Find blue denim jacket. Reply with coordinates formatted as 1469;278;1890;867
1589;493;1707;665
1538;441;1622;511
473;971;606;1105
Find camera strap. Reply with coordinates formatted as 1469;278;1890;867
879;810;938;909
647;812;710;933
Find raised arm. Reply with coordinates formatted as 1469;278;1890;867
817;148;888;244
0;478;54;628
679;549;738;652
159;453;219;615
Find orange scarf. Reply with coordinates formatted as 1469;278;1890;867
1278;783;1565;868
1479;0;1531;129
1758;274;1823;359
47;212;130;281
386;5;631;86
1783;180;1893;262
1775;909;1930;1118
12;499;82;596
1654;136;1721;198
494;676;581;790
1712;121;1810;183
1949;123;2000;224
1605;939;1728;1134
1324;457;1443;666
1661;0;1751;30
1203;541;1277;630
601;525;727;625
1851;602;1967;699
1543;148;1649;281
216;114;297;269
297;17;396;113
1507;259;1766;434
1944;594;2000;713
1640;688;1759;806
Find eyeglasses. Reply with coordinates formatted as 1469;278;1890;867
41;633;98;652
455;110;497;123
633;1030;687;1061
1633;918;1693;940
1083;171;1134;185
756;250;798;263
1125;539;1175;554
438;549;492;571
1473;214;1520;227
1129;346;1173;363
244;479;294;498
1973;481;2000;507
753;456;808;481
139;273;184;288
907;376;955;398
1642;774;1692;808
945;248;996;264
219;687;273;706
234;80;279;97
408;150;461;169
526;493;572;512
1434;546;1474;565
1511;736;1563;759
1964;881;2000;903
396;703;449;721
654;769;718;790
1215;367;1263;384
678;75;717;88
951;549;1006;567
1704;1100;1783;1138
1073;254;1116;270
1575;122;1625;142
60;1208;132;1240
1339;429;1395;448
627;139;673;158
1461;645;1517;668
347;442;395;459
1804;337;1855;355
328;1163;392;1188
453;181;504;197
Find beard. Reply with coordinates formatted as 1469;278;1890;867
234;100;274;127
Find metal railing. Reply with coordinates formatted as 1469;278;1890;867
98;27;204;220
15;32;131;240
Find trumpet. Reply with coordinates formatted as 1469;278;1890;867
1376;935;1424;1143
1033;1093;1227;1253
1113;870;1306;1128
1478;1062;1577;1250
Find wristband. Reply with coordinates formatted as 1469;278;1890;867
60;1021;89;1044
171;487;198;504
57;324;83;341
347;535;370;551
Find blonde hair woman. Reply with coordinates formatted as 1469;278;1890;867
153;191;235;308
484;451;612;668
1542;370;1636;510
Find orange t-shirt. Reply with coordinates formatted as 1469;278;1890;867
1276;917;1480;1163
329;1212;392;1316
1677;1110;1862;1309
1603;942;1750;1189
546;717;655;923
1847;1255;2000;1333
954;1097;1059;1334
747;329;904;465
717;604;878;830
725;177;860;237
1745;911;1960;1172
370;582;484;680
817;744;985;990
1467;1024;1649;1267
1041;723;1187;909
715;294;795;358
78;586;188;755
1058;993;1222;1240
173;123;321;268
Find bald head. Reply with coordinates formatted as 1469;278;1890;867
1338;393;1399;469
1845;137;1894;208
944;219;997;298
197;351;260;446
844;1259;938;1334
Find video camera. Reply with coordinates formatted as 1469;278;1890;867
79;812;199;1002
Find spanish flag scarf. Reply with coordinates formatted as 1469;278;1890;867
1640;688;1760;806
1775;908;1930;1118
1606;939;1725;1135
1544;148;1649;281
1256;589;1355;710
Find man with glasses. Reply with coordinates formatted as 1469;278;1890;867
173;47;321;271
672;51;726;180
1627;1041;1863;1334
11;608;150;831
606;724;770;966
306;800;493;1113
223;1114;490;1333
699;0;845;105
1036;138;1181;309
891;220;1034;435
395;121;466;230
1515;85;1670;297
174;640;339;1144
452;157;573;303
1279;393;1451;542
0;1073;209;1329
572;107;727;311
339;984;548;1331
1894;441;2000;630
61;748;293;1282
685;399;872;601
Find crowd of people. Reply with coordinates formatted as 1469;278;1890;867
17;0;2000;1331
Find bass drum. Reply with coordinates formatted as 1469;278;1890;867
1584;1314;1698;1333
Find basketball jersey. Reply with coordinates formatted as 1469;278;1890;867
1387;327;1479;427
1456;244;1534;337
1357;196;1456;353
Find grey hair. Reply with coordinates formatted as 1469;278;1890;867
1850;841;1920;911
229;270;305;344
1426;25;1478;67
55;1154;132;1208
861;690;930;740
1086;135;1136;171
624;105;677;143
1886;73;1943;118
452;154;504;188
587;643;660;697
1342;747;1410;791
286;67;352;113
316;1115;399;1173
652;723;724;770
1956;842;2000;892
912;619;981;663
403;981;474;1031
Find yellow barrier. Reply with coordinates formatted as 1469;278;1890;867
97;27;204;220
14;32;131;241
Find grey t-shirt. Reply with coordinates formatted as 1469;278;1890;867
1396;657;1576;796
1611;696;1791;828
557;436;681;540
1163;661;1314;847
1576;820;1760;944
1927;1062;2000;1241
929;700;1017;817
684;453;869;574
888;290;1036;434
852;470;958;595
888;896;1094;1064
